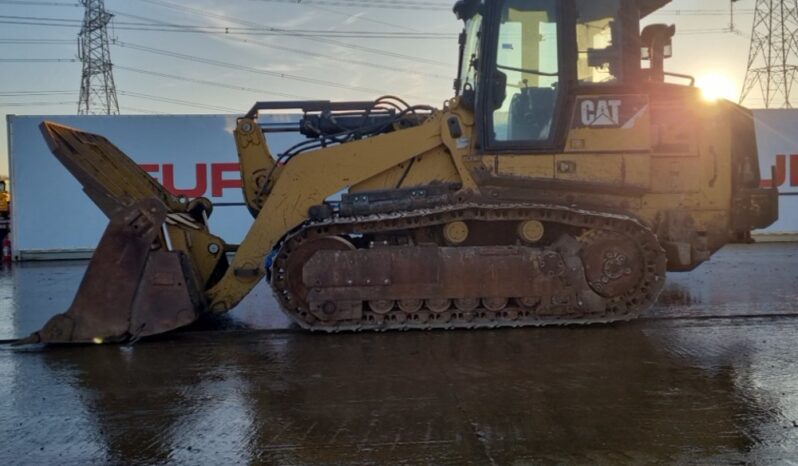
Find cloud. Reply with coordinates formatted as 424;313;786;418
344;12;365;26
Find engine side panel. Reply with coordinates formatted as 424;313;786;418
464;86;775;271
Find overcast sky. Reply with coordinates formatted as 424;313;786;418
0;0;758;177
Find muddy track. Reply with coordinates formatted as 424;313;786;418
271;202;668;333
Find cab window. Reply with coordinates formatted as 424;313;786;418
458;14;484;96
575;0;623;84
491;0;559;143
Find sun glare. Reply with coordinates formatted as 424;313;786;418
696;74;738;102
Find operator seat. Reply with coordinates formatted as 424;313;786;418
508;87;557;141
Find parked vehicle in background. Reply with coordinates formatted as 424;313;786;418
0;177;10;245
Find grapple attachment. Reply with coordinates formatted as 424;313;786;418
20;122;225;344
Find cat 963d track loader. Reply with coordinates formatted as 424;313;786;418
24;0;778;344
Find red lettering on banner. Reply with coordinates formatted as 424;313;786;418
761;154;786;188
140;164;160;175
162;163;207;198
791;154;798;187
211;163;243;198
138;163;242;199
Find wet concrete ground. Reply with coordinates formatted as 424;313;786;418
1;243;798;464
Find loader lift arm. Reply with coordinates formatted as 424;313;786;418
208;109;456;314
23;99;478;343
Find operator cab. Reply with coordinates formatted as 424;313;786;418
454;0;672;152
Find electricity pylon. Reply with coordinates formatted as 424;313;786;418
77;0;120;115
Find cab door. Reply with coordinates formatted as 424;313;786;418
485;0;564;151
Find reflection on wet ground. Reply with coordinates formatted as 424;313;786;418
1;243;797;464
650;243;798;318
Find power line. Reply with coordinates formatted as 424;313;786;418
656;8;755;16
250;0;452;11
0;0;78;5
1;4;455;107
117;90;240;112
0;58;78;62
109;11;452;81
300;3;421;32
0;101;76;107
1;40;438;100
0;90;77;96
677;28;746;36
134;0;450;67
0;15;82;23
112;40;421;98
122;105;168;114
108;15;454;38
0;15;454;37
0;91;233;113
0;11;751;38
0;8;455;67
0;88;244;113
0;38;73;44
0;20;80;27
115;65;311;100
260;0;452;5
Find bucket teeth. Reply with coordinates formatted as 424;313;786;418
22;199;205;344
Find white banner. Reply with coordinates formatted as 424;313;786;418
7;110;797;259
7;114;303;258
753;109;798;233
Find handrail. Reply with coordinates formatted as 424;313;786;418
664;72;696;87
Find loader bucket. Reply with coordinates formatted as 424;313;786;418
20;198;205;344
17;122;211;344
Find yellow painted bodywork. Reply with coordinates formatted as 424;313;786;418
642;97;735;235
206;111;451;311
235;118;280;215
199;89;746;313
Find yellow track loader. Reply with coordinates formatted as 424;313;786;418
24;0;778;344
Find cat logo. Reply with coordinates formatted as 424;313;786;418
572;95;649;130
580;99;622;126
